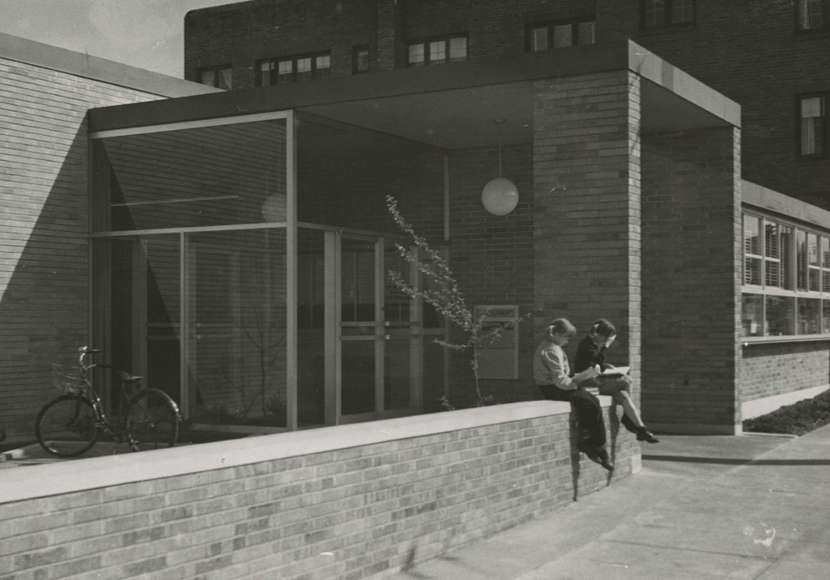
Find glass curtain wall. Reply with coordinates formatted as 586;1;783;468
92;117;289;429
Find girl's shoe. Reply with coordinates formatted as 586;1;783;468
637;427;659;443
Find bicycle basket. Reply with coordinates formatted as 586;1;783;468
51;364;84;394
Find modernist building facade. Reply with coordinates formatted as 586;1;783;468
0;0;829;441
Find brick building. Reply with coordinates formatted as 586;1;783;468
2;0;830;441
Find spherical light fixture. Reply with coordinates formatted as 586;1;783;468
482;177;519;216
481;119;518;216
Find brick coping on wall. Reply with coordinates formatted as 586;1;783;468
0;399;613;505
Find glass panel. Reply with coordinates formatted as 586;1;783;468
797;230;808;291
766;295;794;336
422;337;446;409
278;60;293;82
296;118;445;232
742;294;763;337
296;57;313;81
298;228;326;427
745;257;761;286
530;27;548;51
781;225;794;290
798;297;821;334
553;24;573;48
408;43;425;66
429;40;447;64
354;48;370;72
217;68;232;90
384;244;411;323
801;97;824;156
383;243;416;412
146;236;181;405
673;0;695;23
260;61;274;87
200;70;215;87
644;0;666;26
449;37;467;61
743;214;760;255
341;238;376;322
578;21;596;45
800;0;825;29
384;327;412;411
94;119;286;231
824;300;830;333
765;221;780;287
342;341;376;415
765;261;780;288
315;54;331;78
186;229;287;428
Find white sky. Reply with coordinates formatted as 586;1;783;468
0;0;249;78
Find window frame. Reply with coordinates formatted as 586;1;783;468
742;210;830;341
198;65;233;90
256;51;332;87
352;45;370;74
406;34;468;67
798;93;827;158
641;0;696;30
525;18;596;51
796;0;830;32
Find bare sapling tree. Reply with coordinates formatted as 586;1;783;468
386;195;512;407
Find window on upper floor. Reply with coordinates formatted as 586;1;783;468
742;211;830;338
199;65;233;90
799;94;826;157
642;0;695;29
353;45;370;74
797;0;829;31
527;18;596;51
407;35;468;67
256;52;331;87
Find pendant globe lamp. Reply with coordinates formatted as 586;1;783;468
481;119;518;216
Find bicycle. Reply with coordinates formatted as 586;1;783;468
35;346;181;458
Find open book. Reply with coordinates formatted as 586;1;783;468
600;366;630;377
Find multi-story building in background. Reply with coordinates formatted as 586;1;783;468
184;0;830;208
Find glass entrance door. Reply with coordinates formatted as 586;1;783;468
337;234;421;423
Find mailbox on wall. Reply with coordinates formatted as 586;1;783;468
474;305;519;380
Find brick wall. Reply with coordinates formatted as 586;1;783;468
184;0;830;209
641;127;742;434
532;70;642;401
740;342;830;404
447;144;536;408
0;58;161;437
0;402;639;580
0;38;215;439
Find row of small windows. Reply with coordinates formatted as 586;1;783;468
198;0;829;91
743;212;830;337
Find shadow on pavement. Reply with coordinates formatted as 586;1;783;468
644;454;830;466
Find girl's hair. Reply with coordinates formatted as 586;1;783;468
546;318;576;340
590;318;617;339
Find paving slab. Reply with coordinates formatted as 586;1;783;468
382;428;830;580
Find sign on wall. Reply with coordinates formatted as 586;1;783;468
474;305;519;380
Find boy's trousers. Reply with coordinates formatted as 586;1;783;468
537;384;607;451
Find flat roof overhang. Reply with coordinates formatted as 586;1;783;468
89;39;740;149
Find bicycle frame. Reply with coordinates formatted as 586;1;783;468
75;347;150;442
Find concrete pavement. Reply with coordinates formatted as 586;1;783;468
382;425;830;580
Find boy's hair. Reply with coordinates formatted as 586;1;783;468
546;318;576;340
590;318;617;339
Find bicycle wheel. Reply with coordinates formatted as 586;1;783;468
35;394;100;457
126;389;179;450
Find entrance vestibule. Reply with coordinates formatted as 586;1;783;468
90;112;445;433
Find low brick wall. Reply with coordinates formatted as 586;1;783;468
0;401;638;580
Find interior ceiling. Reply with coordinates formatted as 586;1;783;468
300;78;732;153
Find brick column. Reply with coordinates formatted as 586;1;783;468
641;127;741;434
375;0;402;71
533;71;642;389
